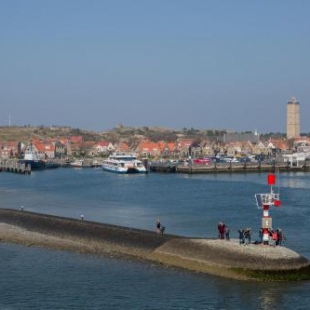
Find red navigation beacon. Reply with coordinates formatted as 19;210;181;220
267;174;276;185
255;174;281;244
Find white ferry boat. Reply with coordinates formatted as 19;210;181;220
102;153;147;174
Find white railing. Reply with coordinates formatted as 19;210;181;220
255;193;280;208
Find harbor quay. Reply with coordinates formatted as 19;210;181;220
0;158;97;174
149;161;310;174
0;209;309;282
2;157;310;175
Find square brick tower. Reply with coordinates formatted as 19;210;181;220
286;97;300;139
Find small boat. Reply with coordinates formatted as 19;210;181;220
102;153;146;174
70;159;84;168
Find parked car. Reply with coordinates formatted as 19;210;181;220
193;158;212;165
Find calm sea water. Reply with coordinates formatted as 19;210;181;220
0;168;310;309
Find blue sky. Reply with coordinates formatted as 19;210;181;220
1;1;309;133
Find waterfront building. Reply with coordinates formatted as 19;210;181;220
287;97;300;139
0;141;19;159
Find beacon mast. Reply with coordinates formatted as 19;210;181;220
255;174;281;244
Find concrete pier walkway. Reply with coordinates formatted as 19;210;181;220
0;209;309;281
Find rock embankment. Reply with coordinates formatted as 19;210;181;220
0;209;309;281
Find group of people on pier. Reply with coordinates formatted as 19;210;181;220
259;228;286;246
238;228;252;245
218;222;285;247
156;218;285;246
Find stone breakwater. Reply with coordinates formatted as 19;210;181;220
0;209;309;282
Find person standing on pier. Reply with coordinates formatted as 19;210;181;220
218;222;225;239
225;225;230;240
259;228;263;243
276;228;285;245
156;219;161;233
244;228;252;245
238;229;245;244
156;219;165;234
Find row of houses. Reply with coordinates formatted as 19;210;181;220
1;135;309;160
0;136;116;160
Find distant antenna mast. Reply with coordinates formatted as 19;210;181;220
8;113;11;127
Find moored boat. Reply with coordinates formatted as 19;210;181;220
69;159;84;168
102;153;146;174
19;144;59;170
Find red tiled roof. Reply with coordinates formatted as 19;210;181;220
70;136;83;143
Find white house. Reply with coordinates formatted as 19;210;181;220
93;141;115;154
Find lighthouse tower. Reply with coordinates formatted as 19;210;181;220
287;97;300;139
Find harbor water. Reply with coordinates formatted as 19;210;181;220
0;168;310;309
